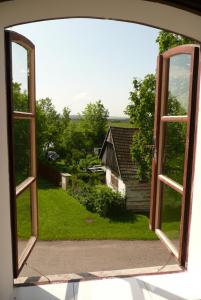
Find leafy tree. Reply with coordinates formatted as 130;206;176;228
126;30;194;181
61;107;71;130
12;82;28;111
80;100;109;150
61;121;87;171
36;98;61;159
11;83;29;183
156;30;194;53
125;74;156;180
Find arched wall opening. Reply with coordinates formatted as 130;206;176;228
0;1;201;298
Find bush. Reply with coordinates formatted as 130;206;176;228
92;185;125;217
77;172;104;185
70;181;125;217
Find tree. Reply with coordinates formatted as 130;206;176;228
61;121;87;171
12;82;28;111
80;100;109;150
12;83;30;183
126;30;194;181
125;74;156;180
36;98;61;159
156;31;195;53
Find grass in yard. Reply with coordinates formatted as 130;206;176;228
161;185;181;241
17;185;157;240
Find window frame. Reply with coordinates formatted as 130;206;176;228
5;30;38;277
150;44;200;267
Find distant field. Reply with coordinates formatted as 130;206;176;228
70;117;133;128
107;120;133;128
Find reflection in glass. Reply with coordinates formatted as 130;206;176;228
167;54;191;115
161;184;182;250
14;119;31;185
163;122;186;185
17;188;32;258
12;42;29;111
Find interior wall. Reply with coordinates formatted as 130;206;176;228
0;0;201;40
187;77;201;273
0;28;14;300
0;0;201;299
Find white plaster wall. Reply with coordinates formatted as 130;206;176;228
106;168;125;196
0;0;201;41
0;1;201;298
106;168;112;187
118;177;126;197
187;78;201;273
0;29;14;300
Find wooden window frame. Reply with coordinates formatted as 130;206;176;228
150;45;200;267
5;30;38;277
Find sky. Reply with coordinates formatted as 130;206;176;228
10;19;159;117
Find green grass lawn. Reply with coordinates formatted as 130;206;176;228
17;185;158;240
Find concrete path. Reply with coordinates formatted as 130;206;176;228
18;240;177;278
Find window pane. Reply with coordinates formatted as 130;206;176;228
13;119;31;185
161;184;182;250
12;42;29;112
163;122;186;185
17;187;32;259
167;54;191;115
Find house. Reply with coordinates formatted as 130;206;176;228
100;127;150;212
1;1;201;300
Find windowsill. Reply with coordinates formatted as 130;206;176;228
14;264;182;286
13;268;201;300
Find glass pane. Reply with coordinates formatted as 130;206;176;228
167;54;191;115
12;42;29;112
13;119;31;185
161;184;182;250
17;187;32;259
163;122;186;185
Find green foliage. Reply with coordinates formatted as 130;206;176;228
77;154;100;171
12;82;28;111
126;30;195;181
61;121;87;170
12;82;108;176
156;30;195;53
36;98;62;159
71;182;124;217
91;185;124;217
12;83;30;184
125;74;156;181
80;100;109;149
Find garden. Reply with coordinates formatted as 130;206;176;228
15;30;190;243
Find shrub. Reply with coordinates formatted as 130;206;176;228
70;181;125;217
92;185;125;217
77;172;104;185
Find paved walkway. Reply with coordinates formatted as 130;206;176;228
18;240;177;278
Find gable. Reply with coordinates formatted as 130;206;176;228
100;127;138;180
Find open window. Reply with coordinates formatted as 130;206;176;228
150;45;200;266
5;30;38;277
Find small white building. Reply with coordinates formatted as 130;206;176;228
100;127;150;212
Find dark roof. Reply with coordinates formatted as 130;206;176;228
100;127;138;180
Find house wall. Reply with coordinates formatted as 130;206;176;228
126;181;150;212
105;168;126;196
0;1;201;299
118;177;126;197
106;168;112;188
